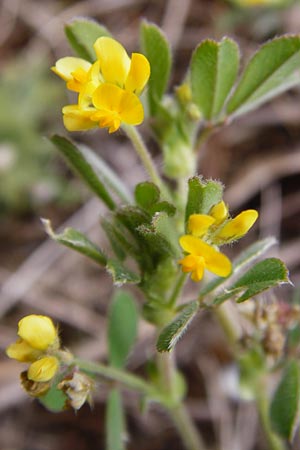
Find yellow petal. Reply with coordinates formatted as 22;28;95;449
179;235;212;256
52;57;91;83
92;84;144;131
119;89;144;125
28;356;59;382
179;235;232;278
6;339;40;362
18;315;57;351
94;37;130;87
215;209;258;242
125;53;150;94
204;249;232;278
188;214;215;237
209;201;228;224
178;255;205;282
62;105;97;131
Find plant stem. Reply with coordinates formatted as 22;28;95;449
122;125;170;200
169;403;207;450
255;378;286;450
72;358;161;400
167;272;187;308
156;352;207;450
214;304;285;450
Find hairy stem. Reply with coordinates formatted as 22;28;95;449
72;358;161;400
156;352;207;450
123;125;170;200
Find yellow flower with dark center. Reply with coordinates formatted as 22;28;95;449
52;36;150;133
179;235;232;282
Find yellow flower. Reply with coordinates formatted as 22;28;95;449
28;356;59;382
51;57;92;92
6;339;41;362
93;37;150;94
91;83;145;133
188;214;216;238
209;201;228;225
213;210;258;244
53;36;150;133
179;235;232;282
18;315;58;351
6;314;59;364
186;203;258;245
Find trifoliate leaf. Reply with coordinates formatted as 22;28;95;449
213;258;290;305
191;38;239;120
227;35;300;117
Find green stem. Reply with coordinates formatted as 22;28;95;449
213;305;285;450
167;272;187;308
72;358;161;400
169;403;207;450
156;352;207;450
255;378;286;450
193;124;213;153
123;125;170;199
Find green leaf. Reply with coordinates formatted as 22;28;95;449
51;135;116;210
200;236;277;297
79;143;132;204
108;290;138;368
65;18;110;62
149;201;176;217
141;22;171;115
270;360;300;442
115;206;151;235
106;259;141;286
191;38;239;120
135;182;160;209
156;300;198;352
232;236;277;272
185;177;223;222
42;218;107;266
137;212;180;259
39;382;67;412
106;389;126;450
213;258;289;305
227;35;300;117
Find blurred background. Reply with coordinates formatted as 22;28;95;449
1;0;300;449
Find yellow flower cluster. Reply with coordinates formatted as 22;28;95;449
179;201;258;282
6;315;60;383
52;37;150;133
